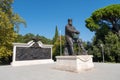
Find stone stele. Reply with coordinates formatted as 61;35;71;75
11;40;54;66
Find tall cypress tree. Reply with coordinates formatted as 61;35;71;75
53;26;59;44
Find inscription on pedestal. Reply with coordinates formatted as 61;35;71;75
16;47;51;61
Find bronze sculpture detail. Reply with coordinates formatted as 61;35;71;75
64;19;87;55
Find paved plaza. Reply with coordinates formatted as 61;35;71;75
0;63;120;80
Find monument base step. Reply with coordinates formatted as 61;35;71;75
55;55;94;72
11;59;54;66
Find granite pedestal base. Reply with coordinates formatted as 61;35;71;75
56;55;94;72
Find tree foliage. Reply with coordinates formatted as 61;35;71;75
85;4;120;63
85;4;120;36
0;0;26;64
12;14;27;33
104;31;120;62
15;33;52;44
52;26;59;44
52;35;65;61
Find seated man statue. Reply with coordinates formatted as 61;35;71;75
64;19;87;55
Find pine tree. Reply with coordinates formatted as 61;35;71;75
85;4;120;62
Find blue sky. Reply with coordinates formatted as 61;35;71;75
13;0;120;42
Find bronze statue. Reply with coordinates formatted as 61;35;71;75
64;19;87;55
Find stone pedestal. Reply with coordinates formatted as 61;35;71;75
55;55;94;72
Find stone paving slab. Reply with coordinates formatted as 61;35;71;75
0;63;120;80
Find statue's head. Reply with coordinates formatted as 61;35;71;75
68;18;72;25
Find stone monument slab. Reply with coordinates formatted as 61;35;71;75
11;40;54;66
